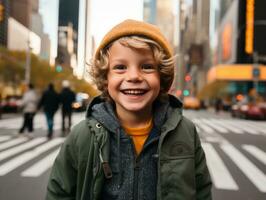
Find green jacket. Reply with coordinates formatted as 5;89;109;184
46;96;212;200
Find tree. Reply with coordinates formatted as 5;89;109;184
0;48;99;98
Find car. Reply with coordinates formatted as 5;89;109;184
231;101;265;120
0;95;22;113
72;93;90;112
183;96;200;110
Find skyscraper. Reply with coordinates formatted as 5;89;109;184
57;0;79;67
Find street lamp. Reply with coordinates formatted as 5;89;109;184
24;2;33;85
25;37;31;84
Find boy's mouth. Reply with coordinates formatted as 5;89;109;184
121;89;148;95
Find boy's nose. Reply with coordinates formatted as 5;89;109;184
126;67;143;82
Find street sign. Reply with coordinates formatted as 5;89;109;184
252;68;260;78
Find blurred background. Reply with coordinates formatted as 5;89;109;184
0;0;266;118
0;0;266;200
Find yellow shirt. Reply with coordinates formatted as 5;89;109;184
122;119;153;155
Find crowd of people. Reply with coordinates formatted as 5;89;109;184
18;80;76;139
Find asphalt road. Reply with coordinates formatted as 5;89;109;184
0;110;265;200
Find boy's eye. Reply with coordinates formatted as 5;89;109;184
141;64;156;71
112;64;127;70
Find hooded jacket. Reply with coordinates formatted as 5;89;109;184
46;95;212;200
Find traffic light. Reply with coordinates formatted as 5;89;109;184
183;90;190;96
0;3;4;22
176;90;182;97
56;65;63;72
185;74;192;82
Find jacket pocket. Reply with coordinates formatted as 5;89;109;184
160;157;196;199
161;141;194;160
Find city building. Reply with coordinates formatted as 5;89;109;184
9;0;35;28
31;11;51;61
7;17;41;55
206;0;266;100
143;0;157;24
0;0;9;46
57;0;79;69
176;0;210;98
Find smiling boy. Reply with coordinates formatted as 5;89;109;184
46;19;212;200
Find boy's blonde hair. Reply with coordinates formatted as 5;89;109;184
90;36;175;99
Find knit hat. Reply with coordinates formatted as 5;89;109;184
94;19;173;60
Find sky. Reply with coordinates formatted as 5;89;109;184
39;0;59;59
90;0;143;45
39;0;143;59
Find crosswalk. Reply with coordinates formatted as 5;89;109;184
202;142;266;192
0;136;64;177
193;118;266;135
0;117;265;194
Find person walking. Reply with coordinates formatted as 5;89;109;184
38;83;60;139
46;19;212;199
19;83;38;137
59;80;75;136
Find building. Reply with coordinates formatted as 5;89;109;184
0;0;9;46
143;0;157;24
57;23;77;68
7;17;41;55
9;0;35;28
57;0;79;68
175;0;210;98
206;0;266;100
31;11;51;61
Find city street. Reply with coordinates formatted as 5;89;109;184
0;110;265;199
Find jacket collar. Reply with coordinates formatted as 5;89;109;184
85;94;183;132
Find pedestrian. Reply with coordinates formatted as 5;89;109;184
46;19;212;199
214;97;222;113
18;83;38;137
38;83;60;139
59;80;75;136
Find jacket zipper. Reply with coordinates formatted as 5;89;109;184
134;157;140;200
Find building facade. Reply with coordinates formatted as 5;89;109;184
57;0;79;68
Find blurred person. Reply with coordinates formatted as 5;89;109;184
214;98;222;113
38;83;60;139
18;83;38;137
46;19;212;200
59;80;75;136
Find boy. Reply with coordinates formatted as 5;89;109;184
46;19;212;200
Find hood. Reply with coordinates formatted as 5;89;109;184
85;94;183;133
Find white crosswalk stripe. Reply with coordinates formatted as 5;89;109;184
21;148;60;177
223;120;260;135
210;119;245;134
0;138;64;175
202;143;238;190
0;137;29;151
221;144;266;192
0;137;47;161
0;136;12;142
200;119;229;133
242;145;266;165
0;137;64;177
191;118;266;135
193;119;215;134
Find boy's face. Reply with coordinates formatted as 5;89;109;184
107;41;160;117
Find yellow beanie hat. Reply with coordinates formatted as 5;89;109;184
94;19;173;59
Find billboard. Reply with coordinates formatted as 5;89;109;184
218;0;238;64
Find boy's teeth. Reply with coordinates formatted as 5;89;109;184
122;90;146;95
